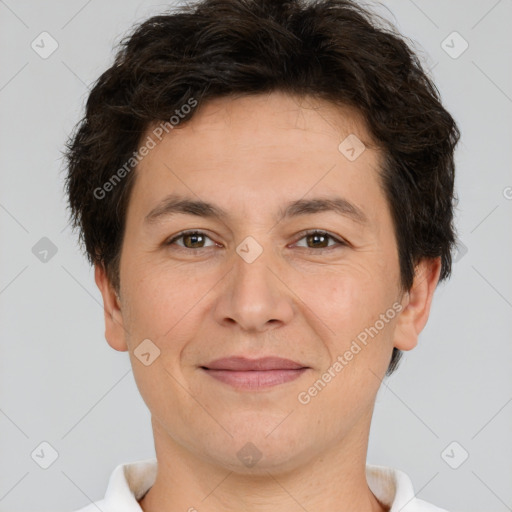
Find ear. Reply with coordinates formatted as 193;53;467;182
94;264;129;352
393;257;442;351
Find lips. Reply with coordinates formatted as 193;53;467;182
202;356;306;371
201;356;309;390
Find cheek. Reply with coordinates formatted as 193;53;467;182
121;257;208;339
293;262;398;369
298;261;387;326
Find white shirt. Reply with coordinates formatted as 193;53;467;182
72;458;449;512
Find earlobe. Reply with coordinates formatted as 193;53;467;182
94;264;129;352
393;257;442;352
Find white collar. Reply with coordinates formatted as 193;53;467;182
75;458;448;512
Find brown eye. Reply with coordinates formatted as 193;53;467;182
294;230;346;250
306;232;330;249
166;231;216;249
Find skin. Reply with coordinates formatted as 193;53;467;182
95;91;441;512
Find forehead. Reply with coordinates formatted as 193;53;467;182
128;92;386;228
162;92;375;145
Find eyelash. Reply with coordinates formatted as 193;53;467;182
165;229;347;253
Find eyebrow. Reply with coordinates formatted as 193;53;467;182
144;193;369;226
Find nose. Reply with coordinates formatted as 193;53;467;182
213;240;295;333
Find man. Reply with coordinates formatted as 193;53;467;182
64;0;460;510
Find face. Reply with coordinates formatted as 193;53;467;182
96;91;440;474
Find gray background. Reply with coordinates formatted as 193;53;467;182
0;1;511;511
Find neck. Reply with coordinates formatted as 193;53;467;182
139;413;387;512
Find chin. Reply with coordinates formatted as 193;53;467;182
209;444;310;476
195;426;316;475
